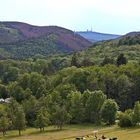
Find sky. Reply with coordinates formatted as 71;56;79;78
0;0;140;34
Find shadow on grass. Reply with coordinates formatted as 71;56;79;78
0;134;22;140
0;128;65;139
100;125;140;138
113;125;140;132
29;128;66;135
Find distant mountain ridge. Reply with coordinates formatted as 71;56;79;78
77;31;121;42
117;31;140;46
0;21;140;59
125;31;140;37
0;21;92;59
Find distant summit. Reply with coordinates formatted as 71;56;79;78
77;31;121;42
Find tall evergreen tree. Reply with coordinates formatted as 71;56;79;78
71;52;79;67
117;53;127;66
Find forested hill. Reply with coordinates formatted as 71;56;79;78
0;22;92;59
75;32;140;65
117;31;140;46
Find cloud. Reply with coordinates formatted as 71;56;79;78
2;0;140;18
0;0;140;33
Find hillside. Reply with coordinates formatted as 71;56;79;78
0;22;92;59
117;31;140;46
77;32;140;64
77;31;121;42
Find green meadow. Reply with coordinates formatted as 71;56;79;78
0;124;140;140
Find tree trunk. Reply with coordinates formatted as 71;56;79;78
2;129;6;136
19;129;21;136
60;123;62;130
2;131;5;136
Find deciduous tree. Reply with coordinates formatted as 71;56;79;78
101;99;118;125
13;106;26;136
0;112;9;136
35;107;50;132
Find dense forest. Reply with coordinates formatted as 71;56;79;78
0;33;140;136
0;51;140;135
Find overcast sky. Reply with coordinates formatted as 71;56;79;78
1;0;140;34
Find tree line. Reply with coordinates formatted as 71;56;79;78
0;90;118;136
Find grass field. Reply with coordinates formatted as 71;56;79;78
0;124;140;140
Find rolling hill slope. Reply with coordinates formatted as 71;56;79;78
0;22;92;59
77;32;140;64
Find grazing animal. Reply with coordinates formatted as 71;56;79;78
102;135;106;139
75;137;86;140
112;138;117;140
75;138;81;140
109;137;117;140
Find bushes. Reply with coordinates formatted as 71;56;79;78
118;110;134;127
118;101;140;127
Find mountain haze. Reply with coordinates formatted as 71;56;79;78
77;31;121;42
